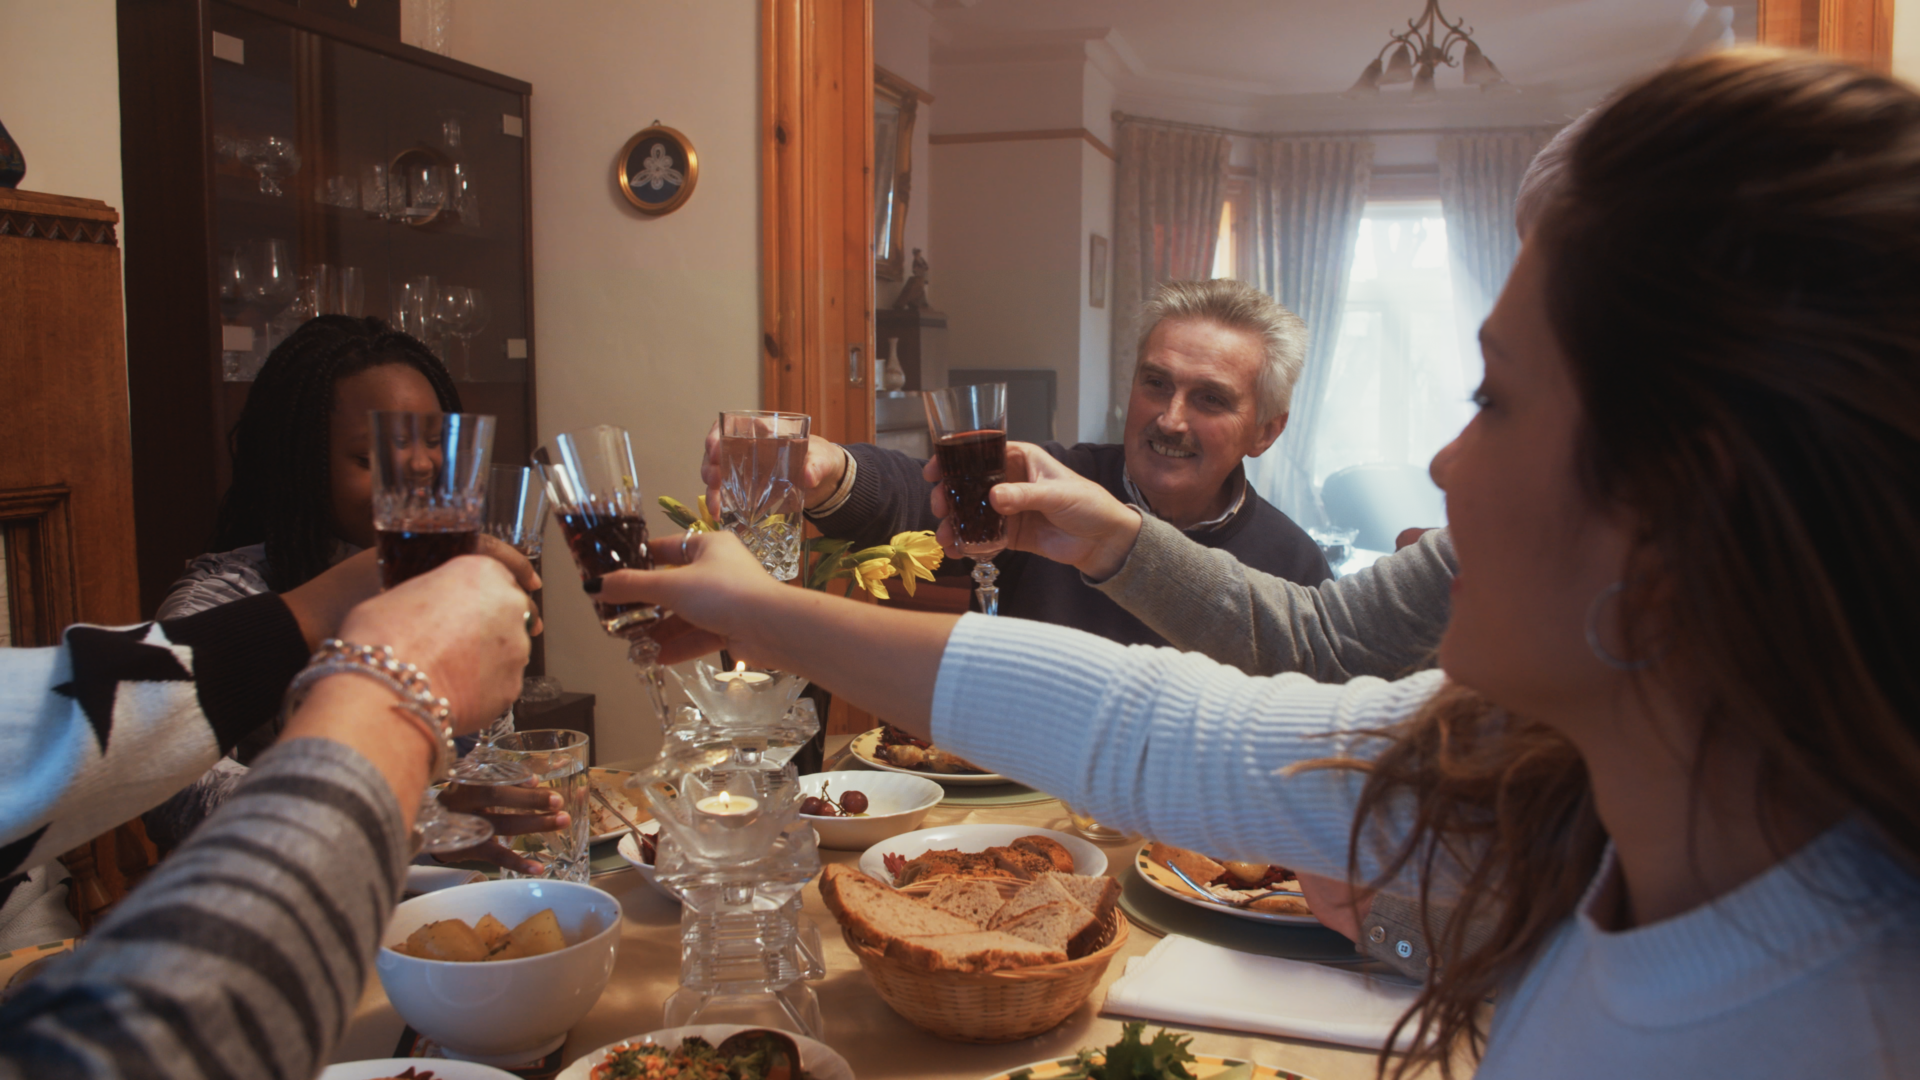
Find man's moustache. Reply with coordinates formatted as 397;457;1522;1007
1143;428;1200;454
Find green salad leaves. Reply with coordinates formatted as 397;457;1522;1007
1011;1024;1254;1080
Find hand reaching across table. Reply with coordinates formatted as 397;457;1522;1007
923;440;1144;580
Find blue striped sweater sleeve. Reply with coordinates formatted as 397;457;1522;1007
0;736;409;1080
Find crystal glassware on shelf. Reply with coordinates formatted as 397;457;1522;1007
337;265;366;318
405;159;448;220
436;285;489;379
393;275;441;348
217;247;250;304
360;162;390;218
491;729;592;882
716;410;810;581
370;409;529;846
248;239;296;307
534;426;674;727
239;135;300;197
923;382;1009;615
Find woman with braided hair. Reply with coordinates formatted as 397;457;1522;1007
145;317;564;869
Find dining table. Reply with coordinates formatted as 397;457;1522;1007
330;735;1456;1080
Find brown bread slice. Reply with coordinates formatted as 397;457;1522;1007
819;865;980;948
922;877;1003;927
1010;835;1077;873
991;846;1055;880
994;900;1097;955
1047;872;1121;922
883;931;1065;973
987;874;1078;930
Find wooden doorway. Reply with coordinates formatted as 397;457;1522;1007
1758;0;1894;70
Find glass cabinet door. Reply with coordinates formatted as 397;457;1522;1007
208;2;530;459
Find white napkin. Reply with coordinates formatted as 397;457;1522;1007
404;865;485;895
1102;935;1423;1051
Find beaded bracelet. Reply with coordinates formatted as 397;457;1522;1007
284;639;457;781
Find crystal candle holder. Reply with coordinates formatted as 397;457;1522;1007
676;658;807;733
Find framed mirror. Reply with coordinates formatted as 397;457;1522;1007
873;67;921;282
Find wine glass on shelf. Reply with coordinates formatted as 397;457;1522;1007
393;275;441;351
923;382;1009;615
370;409;529;848
239;135;300;197
533;426;673;728
248;239;296;307
715;410;809;581
437;285;489;380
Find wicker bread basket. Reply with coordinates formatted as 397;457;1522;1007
841;905;1131;1043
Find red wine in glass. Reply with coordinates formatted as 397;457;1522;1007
556;511;660;636
376;522;479;589
935;429;1008;549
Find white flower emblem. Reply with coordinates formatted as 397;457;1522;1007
635;143;684;192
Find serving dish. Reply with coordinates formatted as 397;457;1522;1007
613;822;675;901
847;727;1006;785
798;770;943;850
318;1059;520;1080
858;824;1106;886
977;1052;1309;1080
1134;846;1319;926
554;1024;855;1080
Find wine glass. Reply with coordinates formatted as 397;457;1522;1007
369;410;526;849
533;426;673;727
393;275;441;347
923;383;1009;615
240;136;300;197
437;285;489;379
715;410;809;581
485;463;557;707
248;239;296;306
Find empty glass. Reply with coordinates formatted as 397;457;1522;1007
485;463;548;561
437;285;489;379
337;266;366;317
393;275;440;344
360;162;390;217
248;239;295;305
716;411;810;581
406;160;448;218
491;730;592;883
217;248;249;302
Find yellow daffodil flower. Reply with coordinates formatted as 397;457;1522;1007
852;556;898;600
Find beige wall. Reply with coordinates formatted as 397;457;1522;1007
449;0;761;765
0;0;123;212
1898;0;1920;84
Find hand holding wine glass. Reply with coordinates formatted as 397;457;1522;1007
922;383;1009;616
923;440;1145;582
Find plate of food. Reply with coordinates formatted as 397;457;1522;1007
1135;842;1318;926
613;821;676;900
318;1061;521;1080
556;1024;854;1080
848;725;1006;785
859;824;1106;889
980;1022;1310;1080
586;767;648;843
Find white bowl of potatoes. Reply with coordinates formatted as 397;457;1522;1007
376;878;621;1065
798;770;944;851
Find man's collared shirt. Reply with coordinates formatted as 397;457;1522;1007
1122;463;1249;534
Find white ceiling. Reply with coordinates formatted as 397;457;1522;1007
928;0;1751;118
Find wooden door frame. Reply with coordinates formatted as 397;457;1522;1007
761;0;875;449
1758;0;1893;70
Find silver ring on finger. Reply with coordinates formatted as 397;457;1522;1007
523;609;535;635
679;533;691;562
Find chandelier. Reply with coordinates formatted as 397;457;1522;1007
1343;0;1516;101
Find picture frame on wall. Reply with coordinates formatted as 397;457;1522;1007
874;66;924;282
617;124;699;216
1089;233;1109;309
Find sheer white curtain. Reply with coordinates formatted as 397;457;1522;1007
1244;137;1375;529
1108;120;1231;441
1437;130;1554;336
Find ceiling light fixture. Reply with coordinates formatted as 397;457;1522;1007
1343;0;1516;101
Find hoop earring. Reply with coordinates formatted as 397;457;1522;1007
1585;581;1655;672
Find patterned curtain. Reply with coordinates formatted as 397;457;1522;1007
1437;130;1554;329
1107;120;1231;441
1244;137;1374;530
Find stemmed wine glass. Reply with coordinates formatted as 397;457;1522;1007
484;464;559;703
437;285;489;380
370;409;524;851
533;426;674;727
924;383;1009;615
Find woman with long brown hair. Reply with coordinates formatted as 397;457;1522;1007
602;48;1920;1078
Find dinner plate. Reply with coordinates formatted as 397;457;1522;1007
979;1052;1310;1080
847;727;1007;785
318;1059;520;1080
1134;846;1319;927
555;1024;855;1080
859;824;1106;886
586;768;647;843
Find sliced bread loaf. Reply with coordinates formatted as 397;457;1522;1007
1047;872;1121;922
883;930;1066;973
987;874;1078;930
922;876;1005;927
993;900;1097;955
820;864;980;948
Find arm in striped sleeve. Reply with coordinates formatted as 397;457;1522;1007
0;736;409;1080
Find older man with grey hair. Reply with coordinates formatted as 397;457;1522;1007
701;277;1329;646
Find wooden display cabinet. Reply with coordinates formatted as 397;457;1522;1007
117;0;535;615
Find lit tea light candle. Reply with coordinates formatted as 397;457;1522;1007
713;661;772;690
694;791;761;827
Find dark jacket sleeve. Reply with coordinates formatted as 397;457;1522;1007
808;442;942;549
0;737;409;1080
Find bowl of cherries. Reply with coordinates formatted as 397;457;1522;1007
797;770;944;851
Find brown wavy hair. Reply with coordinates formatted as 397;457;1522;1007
1348;49;1920;1078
